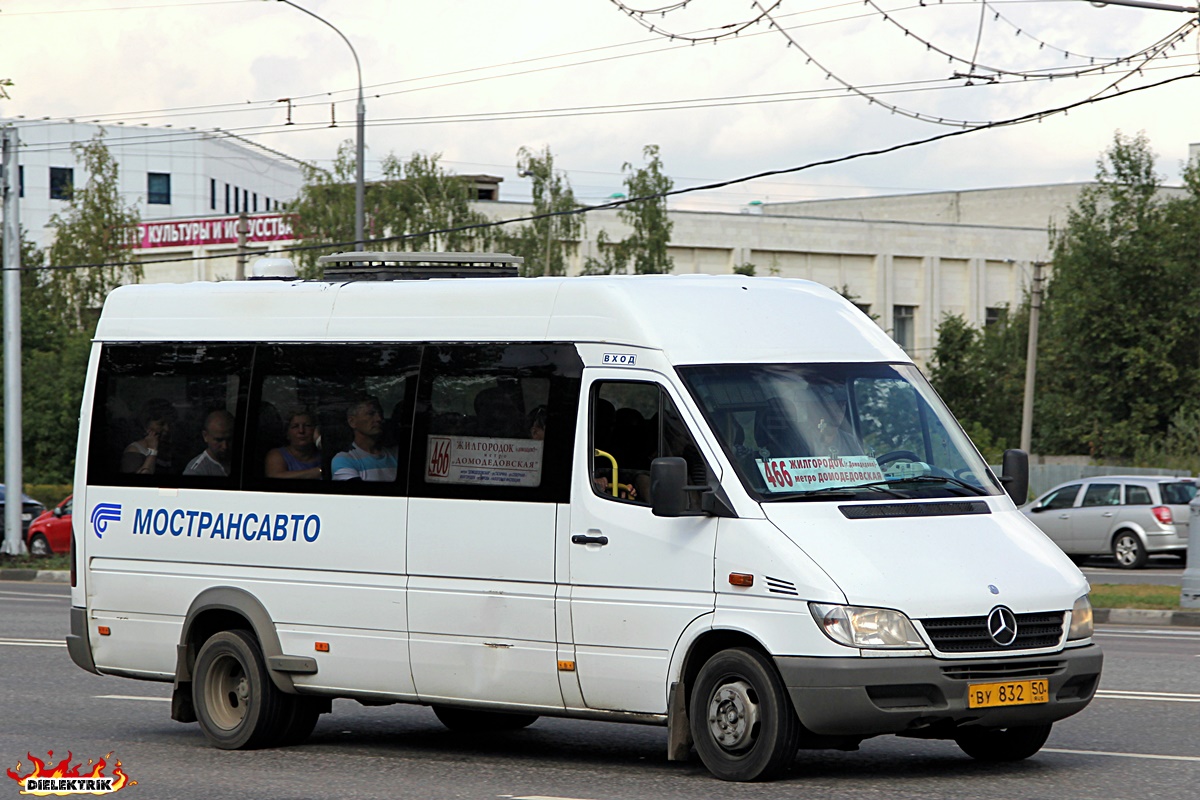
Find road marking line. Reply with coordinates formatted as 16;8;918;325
96;695;171;703
1097;690;1200;702
0;590;70;598
0;638;66;647
1045;748;1200;763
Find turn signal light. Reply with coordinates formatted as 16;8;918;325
314;642;330;652
728;573;754;587
557;660;576;671
97;626;111;636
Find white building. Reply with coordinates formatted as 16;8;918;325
1;119;305;250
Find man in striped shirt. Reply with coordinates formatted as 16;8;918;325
332;396;398;482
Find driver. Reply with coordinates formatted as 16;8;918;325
805;380;865;458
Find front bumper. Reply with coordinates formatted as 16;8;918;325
776;645;1102;737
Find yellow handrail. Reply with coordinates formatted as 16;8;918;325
594;448;619;497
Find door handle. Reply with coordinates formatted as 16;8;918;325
1058;514;1070;519
1102;511;1115;517
572;534;609;546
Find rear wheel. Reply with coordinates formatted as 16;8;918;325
954;723;1052;761
1112;531;1148;569
192;629;288;749
432;706;538;732
689;647;800;782
28;534;51;557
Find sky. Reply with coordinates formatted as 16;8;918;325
2;0;1199;212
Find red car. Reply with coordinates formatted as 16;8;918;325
26;495;72;556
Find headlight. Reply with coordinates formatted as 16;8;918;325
1068;595;1094;640
809;603;924;648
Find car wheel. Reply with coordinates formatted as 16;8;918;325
1112;531;1148;569
689;647;800;782
432;706;538;732
955;723;1052;761
192;629;288;749
28;534;52;557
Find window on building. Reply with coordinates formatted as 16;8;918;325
233;186;239;213
224;183;230;214
147;172;171;205
252;192;258;213
243;189;249;212
985;306;1007;327
210;178;217;211
18;165;24;198
49;167;73;201
892;305;916;352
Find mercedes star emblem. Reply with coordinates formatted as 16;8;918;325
987;606;1018;647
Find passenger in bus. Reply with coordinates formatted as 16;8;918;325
121;398;177;475
183;410;236;477
331;396;398;481
264;408;322;480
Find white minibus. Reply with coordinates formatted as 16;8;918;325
67;252;1101;782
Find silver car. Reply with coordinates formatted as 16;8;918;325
1021;475;1193;568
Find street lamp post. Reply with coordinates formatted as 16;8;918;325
277;0;365;251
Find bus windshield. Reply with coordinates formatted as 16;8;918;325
678;362;1003;501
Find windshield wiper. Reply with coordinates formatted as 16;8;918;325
881;474;989;495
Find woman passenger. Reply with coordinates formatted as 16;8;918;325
265;408;322;479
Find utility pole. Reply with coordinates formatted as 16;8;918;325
235;212;249;281
2;126;26;555
1020;261;1046;454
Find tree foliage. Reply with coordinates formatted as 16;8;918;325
45;132;142;331
504;145;582;277
583;144;674;275
289;141;495;277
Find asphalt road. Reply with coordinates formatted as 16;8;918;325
2;584;1197;800
1079;557;1185;586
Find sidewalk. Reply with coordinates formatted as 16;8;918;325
5;569;1200;627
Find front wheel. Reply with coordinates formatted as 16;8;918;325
432;706;538;732
1112;531;1148;569
689;647;800;782
192;629;288;749
955;723;1052;761
28;534;51;556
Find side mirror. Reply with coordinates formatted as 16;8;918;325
1000;448;1029;506
651;457;688;518
52;507;63;518
1029;504;1046;513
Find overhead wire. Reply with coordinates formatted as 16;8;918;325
13;70;1197;275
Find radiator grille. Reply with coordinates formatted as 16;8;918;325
920;611;1065;653
941;660;1066;681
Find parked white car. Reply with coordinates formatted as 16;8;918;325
1022;475;1193;568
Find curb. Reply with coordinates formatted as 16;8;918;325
0;569;70;583
4;571;1200;624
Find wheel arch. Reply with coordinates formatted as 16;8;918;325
177;586;296;694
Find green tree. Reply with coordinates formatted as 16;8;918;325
288;141;358;276
927;308;1029;456
505;145;582;277
1036;131;1200;459
618;144;674;274
45;131;142;331
374;152;494;253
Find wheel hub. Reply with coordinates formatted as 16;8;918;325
707;680;760;751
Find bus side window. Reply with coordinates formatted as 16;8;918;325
88;344;251;488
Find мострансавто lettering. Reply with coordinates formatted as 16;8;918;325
132;508;320;542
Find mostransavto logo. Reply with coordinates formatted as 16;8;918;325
89;504;122;540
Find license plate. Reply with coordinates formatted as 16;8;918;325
967;679;1049;708
21;513;31;521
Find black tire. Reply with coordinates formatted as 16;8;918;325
954;723;1052;762
28;534;52;557
275;696;323;746
1112;531;1148;569
689;647;800;782
432;705;538;732
192;629;288;750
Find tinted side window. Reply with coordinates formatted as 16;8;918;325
88;344;251;488
410;344;582;503
1159;481;1197;505
592;381;710;511
1041;484;1081;510
1125;485;1152;506
247;344;422;495
1080;483;1120;507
